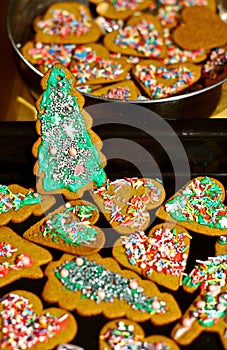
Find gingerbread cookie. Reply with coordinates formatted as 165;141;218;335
99;318;180;349
0;227;52;288
70;44;131;86
182;254;227;293
113;223;191;290
21;41;76;74
104;14;167;59
173;5;227;51
91;80;141;100
215;235;227;255
0;290;77;349
0;184;56;226
172;284;227;349
33;63;107;199
23;200;105;255
42;253;181;324
132;59;201;99
34;2;101;44
91;177;165;234
156;176;227;236
94;0;153;20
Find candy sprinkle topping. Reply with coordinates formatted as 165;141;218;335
55;257;167;314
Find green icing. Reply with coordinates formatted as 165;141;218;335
37;65;106;193
0;185;41;214
41;204;98;246
165;177;227;229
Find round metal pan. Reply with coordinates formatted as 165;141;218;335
6;0;227;119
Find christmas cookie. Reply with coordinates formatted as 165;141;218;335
0;290;77;349
171;284;227;349
70;43;131;86
104;14;167;59
0;227;52;288
0;184;56;226
156;176;227;236
91;177;165;234
173;5;227;51
42;253;181;324
132;59;201;99
182;254;227;293
94;0;153;20
33;63;107;200
91;80;141;100
21;41;76;74
99;318;180;349
215;235;227;255
34;2;102;44
112;223;191;290
23;200;105;255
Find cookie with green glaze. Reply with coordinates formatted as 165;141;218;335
33;63;107;200
0;183;56;226
156;176;227;236
23;200;105;255
215;235;227;255
0;290;77;350
42;253;181;324
99;318;180;350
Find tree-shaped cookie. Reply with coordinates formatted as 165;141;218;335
33;63;107;199
156;176;227;236
23;200;105;255
0;290;77;349
0;227;52;288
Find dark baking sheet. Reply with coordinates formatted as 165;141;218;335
0;116;227;350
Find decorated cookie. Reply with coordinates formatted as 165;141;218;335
94;0;153;20
42;253;181;324
95;16;124;34
21;41;76;74
33;63;107;200
0;227;52;288
113;223;191;290
34;2;102;44
156;176;227;236
215;235;227;255
91;177;165;234
70;43;131;85
99;318;180;349
23;200;105;255
173;6;227;51
182;254;227;293
104;14;167;59
91;80;141;100
132;59;201;99
0;290;77;349
0;184;56;226
171;284;227;349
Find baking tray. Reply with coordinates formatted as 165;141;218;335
0;116;227;349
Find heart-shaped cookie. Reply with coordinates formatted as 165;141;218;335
172;284;227;349
23;200;105;255
92;80;141;100
132;59;201;98
0;290;77;349
104;14;167;59
91;177;165;234
43;253;181;324
34;2;101;44
0;184;56;226
173;5;227;50
156;176;227;236
113;223;191;290
70;43;131;85
0;227;52;288
99;318;180;350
